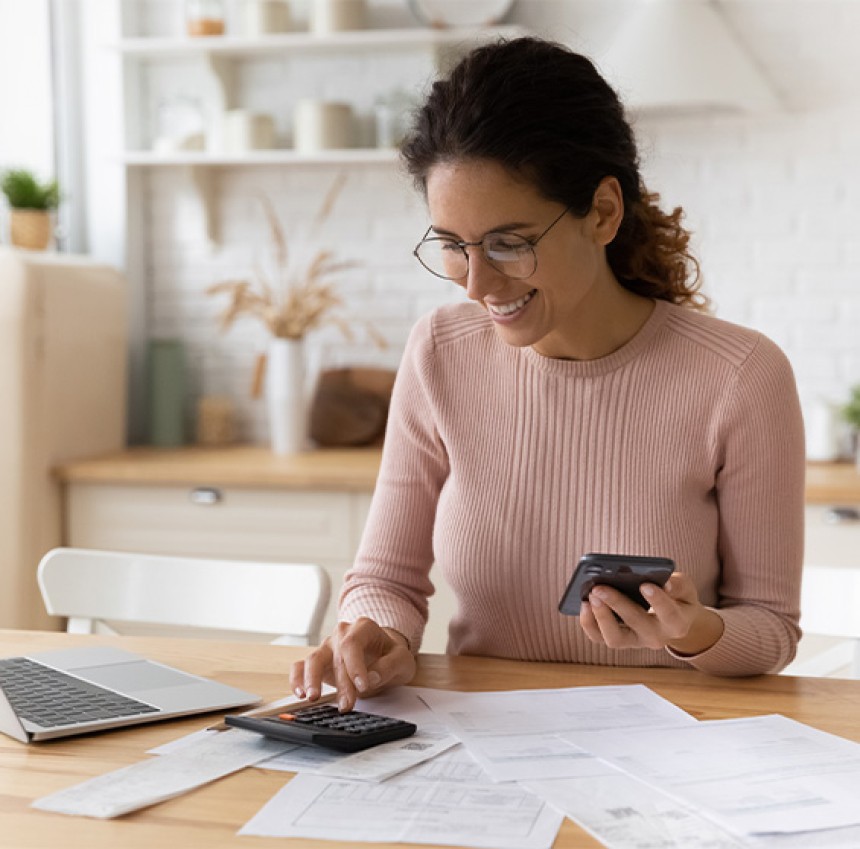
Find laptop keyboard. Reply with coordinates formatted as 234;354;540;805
0;657;159;728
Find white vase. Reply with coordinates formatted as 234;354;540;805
266;337;308;455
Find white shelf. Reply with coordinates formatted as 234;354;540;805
111;24;527;245
121;148;401;245
112;26;525;58
121;149;400;166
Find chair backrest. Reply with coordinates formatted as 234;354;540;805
37;547;331;646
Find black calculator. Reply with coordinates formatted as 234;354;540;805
224;703;418;753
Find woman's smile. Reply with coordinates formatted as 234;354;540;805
484;288;538;321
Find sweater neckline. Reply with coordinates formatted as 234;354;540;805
521;298;672;377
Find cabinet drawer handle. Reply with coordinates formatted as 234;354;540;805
189;487;223;506
824;506;860;524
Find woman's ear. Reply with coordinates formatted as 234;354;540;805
588;176;625;246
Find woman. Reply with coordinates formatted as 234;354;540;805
291;37;805;711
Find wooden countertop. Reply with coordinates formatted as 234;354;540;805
55;445;382;492
57;447;860;502
805;461;860;504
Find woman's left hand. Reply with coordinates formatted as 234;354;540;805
578;572;724;655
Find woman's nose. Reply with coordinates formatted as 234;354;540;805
463;249;504;301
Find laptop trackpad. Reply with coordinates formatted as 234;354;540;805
76;661;197;693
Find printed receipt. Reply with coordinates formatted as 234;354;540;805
150;688;458;783
32;729;292;819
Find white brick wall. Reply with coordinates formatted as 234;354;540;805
128;1;860;443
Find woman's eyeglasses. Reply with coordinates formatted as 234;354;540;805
412;206;570;281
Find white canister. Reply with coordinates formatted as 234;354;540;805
223;110;276;151
240;0;291;35
293;100;354;152
309;0;366;34
804;397;840;461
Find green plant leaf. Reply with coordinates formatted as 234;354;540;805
0;168;61;210
842;385;860;429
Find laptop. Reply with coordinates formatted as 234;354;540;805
0;645;260;743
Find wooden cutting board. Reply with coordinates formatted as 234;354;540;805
309;367;397;447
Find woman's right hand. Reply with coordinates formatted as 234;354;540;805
289;617;417;712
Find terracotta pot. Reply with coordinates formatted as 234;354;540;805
9;209;52;250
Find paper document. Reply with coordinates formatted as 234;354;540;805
417;684;695;782
240;745;564;849
748;825;860;849
32;729;292;819
527;770;860;849
525;773;747;849
572;714;860;836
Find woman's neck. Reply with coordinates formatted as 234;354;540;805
532;279;656;361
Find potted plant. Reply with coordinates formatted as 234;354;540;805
0;168;60;250
841;385;860;469
206;175;384;454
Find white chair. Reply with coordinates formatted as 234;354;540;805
37;547;330;646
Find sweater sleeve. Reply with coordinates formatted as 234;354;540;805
674;335;805;675
337;312;449;651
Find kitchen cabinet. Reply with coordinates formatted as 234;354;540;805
64;482;371;641
56;446;457;652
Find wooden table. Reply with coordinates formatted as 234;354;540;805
4;631;860;849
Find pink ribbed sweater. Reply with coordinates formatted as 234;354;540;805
339;299;805;676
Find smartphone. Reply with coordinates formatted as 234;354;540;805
558;553;675;616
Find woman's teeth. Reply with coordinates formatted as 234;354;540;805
487;289;537;316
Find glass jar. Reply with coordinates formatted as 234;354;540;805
185;0;225;37
374;90;415;149
152;96;206;153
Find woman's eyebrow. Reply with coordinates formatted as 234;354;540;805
430;220;535;238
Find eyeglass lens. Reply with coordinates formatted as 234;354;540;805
416;233;536;280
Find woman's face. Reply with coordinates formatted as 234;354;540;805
424;158;619;358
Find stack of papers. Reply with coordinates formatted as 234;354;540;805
32;681;860;849
240;685;860;849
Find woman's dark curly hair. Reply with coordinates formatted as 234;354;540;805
401;37;708;311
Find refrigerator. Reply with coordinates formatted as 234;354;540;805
0;247;127;629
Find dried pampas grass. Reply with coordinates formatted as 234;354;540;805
206;176;385;347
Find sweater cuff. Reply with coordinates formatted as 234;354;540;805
339;595;426;655
665;607;786;676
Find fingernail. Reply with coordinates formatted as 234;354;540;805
593;587;608;600
641;585;655;598
368;671;381;687
354;676;367;692
339;697;349;712
590;594;604;608
580;601;590;615
307;687;318;700
294;686;305;698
